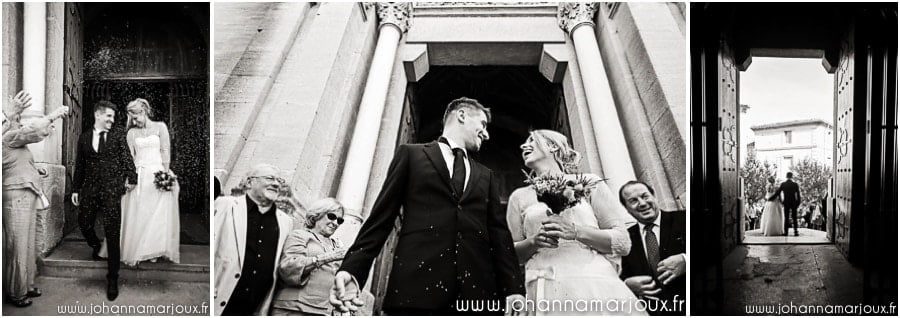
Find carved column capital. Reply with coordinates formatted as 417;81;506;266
376;2;412;33
557;2;599;34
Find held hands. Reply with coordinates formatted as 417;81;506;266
531;229;559;249
656;254;686;285
125;182;136;192
541;219;579;241
330;271;364;314
624;275;662;300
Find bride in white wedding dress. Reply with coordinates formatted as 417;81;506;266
759;176;784;236
506;130;645;316
102;98;180;265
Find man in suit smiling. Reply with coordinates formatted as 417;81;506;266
331;97;524;315
618;181;686;316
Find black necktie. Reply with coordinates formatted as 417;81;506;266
98;131;107;153
439;137;466;197
645;223;660;272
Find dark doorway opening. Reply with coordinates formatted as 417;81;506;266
72;3;209;245
408;66;568;203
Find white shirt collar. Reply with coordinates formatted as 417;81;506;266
440;135;468;158
638;213;661;233
93;127;108;134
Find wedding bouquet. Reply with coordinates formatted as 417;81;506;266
153;170;177;191
523;170;603;215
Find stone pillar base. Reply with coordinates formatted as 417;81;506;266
34;163;65;257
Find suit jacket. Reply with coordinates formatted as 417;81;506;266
772;180;801;208
339;141;525;311
72;127;137;198
214;195;294;315
620;210;686;316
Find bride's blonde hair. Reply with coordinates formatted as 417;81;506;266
126;98;152;130
530;129;581;174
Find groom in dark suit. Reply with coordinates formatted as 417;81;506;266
71;101;137;301
331;97;524;315
769;172;801;236
618;181;686;316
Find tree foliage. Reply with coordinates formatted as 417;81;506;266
792;156;832;213
741;151;777;215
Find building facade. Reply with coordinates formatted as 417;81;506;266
215;2;685;310
750;119;833;177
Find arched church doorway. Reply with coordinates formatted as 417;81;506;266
690;3;896;314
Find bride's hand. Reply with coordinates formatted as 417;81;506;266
531;230;559;249
541;219;579;241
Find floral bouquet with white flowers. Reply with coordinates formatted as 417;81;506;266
523;170;603;215
153;170;177;191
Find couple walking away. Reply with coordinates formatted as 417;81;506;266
329;97;644;316
760;172;802;237
71;99;180;301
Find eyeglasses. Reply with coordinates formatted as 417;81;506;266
326;212;344;225
251;175;285;184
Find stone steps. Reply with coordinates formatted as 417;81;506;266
41;240;209;283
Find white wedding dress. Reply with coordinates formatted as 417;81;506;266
760;184;784;236
102;132;180;265
507;175;647;316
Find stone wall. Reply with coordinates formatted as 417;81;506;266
215;2;379;209
595;2;686;210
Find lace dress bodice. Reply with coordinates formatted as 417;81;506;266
133;134;163;166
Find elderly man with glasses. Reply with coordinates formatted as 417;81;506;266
214;164;294;315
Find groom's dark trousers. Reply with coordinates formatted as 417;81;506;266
339;141;524;315
772;179;801;235
73;127;136;279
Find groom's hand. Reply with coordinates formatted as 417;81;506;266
330;271;363;314
656;254;686;285
71;193;80;206
125;182;136;192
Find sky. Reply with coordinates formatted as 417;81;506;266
739;57;834;129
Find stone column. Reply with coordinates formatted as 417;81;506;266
22;3;46;123
558;3;636;192
333;3;411;246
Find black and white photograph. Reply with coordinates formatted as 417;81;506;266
690;2;897;316
2;2;209;315
214;2;685;316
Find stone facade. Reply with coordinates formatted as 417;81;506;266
216;2;685;212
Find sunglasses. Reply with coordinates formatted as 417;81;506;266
326;212;344;225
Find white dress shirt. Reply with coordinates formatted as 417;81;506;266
437;136;471;192
92;128;108;152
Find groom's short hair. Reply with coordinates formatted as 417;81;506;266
93;100;117;114
618;180;656;206
442;97;492;126
786;172;793;179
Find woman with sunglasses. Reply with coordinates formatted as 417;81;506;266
272;198;349;315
